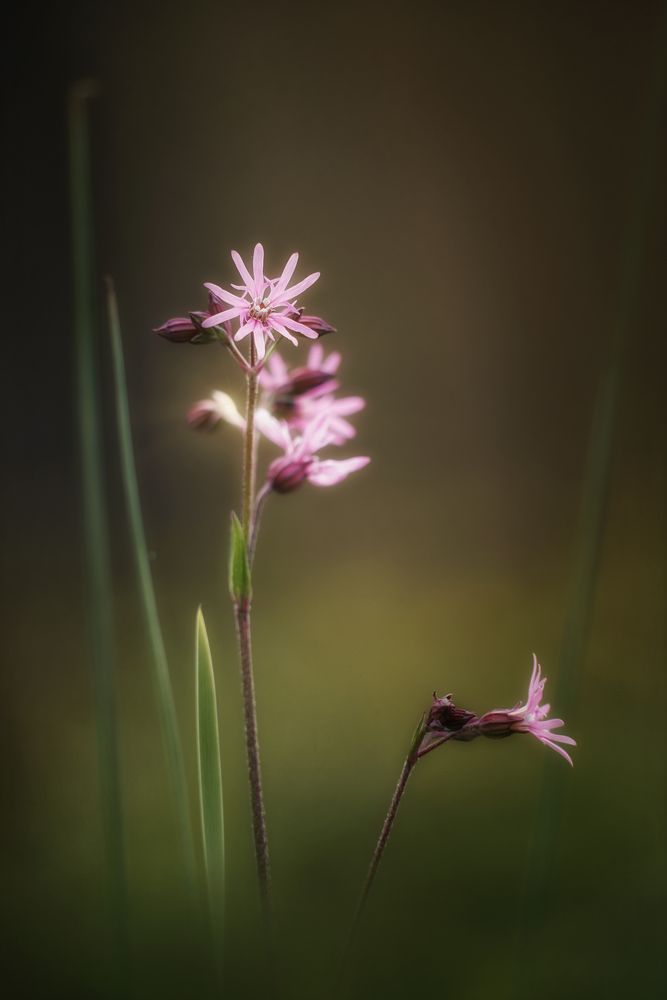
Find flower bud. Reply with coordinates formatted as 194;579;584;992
154;311;217;344
187;399;223;431
475;711;515;740
426;693;477;734
267;456;312;494
291;308;337;337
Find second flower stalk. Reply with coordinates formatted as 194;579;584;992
231;337;272;908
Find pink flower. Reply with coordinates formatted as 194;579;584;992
476;655;576;765
202;243;321;360
259;345;365;443
259;344;341;395
258;411;370;494
187;391;246;431
420;656;576;766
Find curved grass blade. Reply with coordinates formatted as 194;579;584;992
196;608;225;967
69;81;129;974
106;277;197;896
513;5;667;974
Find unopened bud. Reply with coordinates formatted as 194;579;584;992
187;399;223;431
154;311;216;344
475;711;514;740
293;310;337;337
426;693;477;734
267;456;312;494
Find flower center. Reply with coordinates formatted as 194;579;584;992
249;296;271;323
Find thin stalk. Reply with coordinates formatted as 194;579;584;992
234;600;271;906
351;758;415;939
347;717;427;951
234;338;271;908
69;81;128;972
248;485;270;568
242;343;259;536
106;278;198;898
513;6;667;973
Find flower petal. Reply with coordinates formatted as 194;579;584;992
253;243;265;297
234;320;254;342
279;315;320;339
275;270;320;303
307;456;370;487
253;323;266;360
231;250;255;295
201;306;244;328
204;281;248;308
269;318;298;345
272;252;299;297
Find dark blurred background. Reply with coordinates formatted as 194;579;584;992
3;1;666;998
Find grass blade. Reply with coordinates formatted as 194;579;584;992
69;81;128;970
515;3;667;962
196;608;225;962
106;276;197;896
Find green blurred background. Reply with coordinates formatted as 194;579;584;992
4;1;666;997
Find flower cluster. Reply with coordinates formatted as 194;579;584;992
188;343;370;494
420;655;576;765
157;243;370;495
155;243;331;360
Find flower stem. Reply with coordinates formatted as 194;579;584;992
248;485;270;568
234;600;271;907
349;757;415;942
242;345;259;537
235;340;271;910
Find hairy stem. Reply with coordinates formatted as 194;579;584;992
349;757;415;941
242;344;259;537
248;485;270;568
235;340;271;909
234;600;271;907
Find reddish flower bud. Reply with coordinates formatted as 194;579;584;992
267;456;313;494
154;311;218;344
426;693;477;735
295;313;337;337
187;399;224;431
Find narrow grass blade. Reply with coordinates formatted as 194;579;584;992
106;277;197;896
196;608;225;959
69;81;128;967
516;3;667;954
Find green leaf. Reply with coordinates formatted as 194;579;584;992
407;713;426;763
106;276;197;898
196;608;225;951
229;512;252;603
70;81;128;970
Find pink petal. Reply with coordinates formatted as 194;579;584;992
322;350;341;374
204;281;248;308
275;270;320;302
279;315;320;339
253;243;265;297
231;250;255;295
332;396;366;416
253;323;266;360
308;456;370;487
255;409;292;449
269;318;298;346
234;320;254;342
272;252;299;297
202;306;244;328
307;343;324;369
538;737;574;766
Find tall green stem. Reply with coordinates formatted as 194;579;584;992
235;341;271;909
513;7;667;977
106;279;197;899
69;81;128;970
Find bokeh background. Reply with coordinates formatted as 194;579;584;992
4;1;666;997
